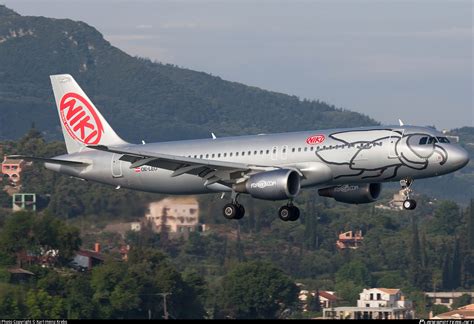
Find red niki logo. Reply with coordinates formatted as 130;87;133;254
306;134;325;145
59;93;104;145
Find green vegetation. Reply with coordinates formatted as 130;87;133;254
0;130;473;318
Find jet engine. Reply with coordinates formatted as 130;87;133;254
234;169;301;200
318;183;382;204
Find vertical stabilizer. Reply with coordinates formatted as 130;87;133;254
50;74;128;153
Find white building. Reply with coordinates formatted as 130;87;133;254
323;288;414;320
358;288;411;309
145;196;202;234
425;292;474;309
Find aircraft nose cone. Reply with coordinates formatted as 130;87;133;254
450;146;470;170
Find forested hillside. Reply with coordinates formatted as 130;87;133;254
0;130;473;319
0;5;376;143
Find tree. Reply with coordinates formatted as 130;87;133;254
429;201;461;235
335;260;372;287
431;304;450;316
335;280;363;306
25;289;66;318
451;293;472;310
307;290;321;312
218;261;299;319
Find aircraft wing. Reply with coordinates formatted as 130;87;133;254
88;145;274;186
6;155;88;166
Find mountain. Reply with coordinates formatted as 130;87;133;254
0;5;377;143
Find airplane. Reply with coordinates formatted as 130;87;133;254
10;74;469;221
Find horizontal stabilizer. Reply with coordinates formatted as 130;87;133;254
7;155;88;166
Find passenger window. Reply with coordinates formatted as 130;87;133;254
254;150;257;155
205;154;209;158
230;152;233;157
282;148;287;153
212;154;215;158
298;148;301;152
236;152;239;156
419;137;428;145
242;152;245;156
200;155;203;159
218;153;221;158
248;151;251;155
266;150;270;154
310;147;314;151
260;150;264;155
224;153;227;157
292;148;295;152
304;147;308;152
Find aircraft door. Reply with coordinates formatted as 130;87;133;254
111;153;123;178
388;128;405;158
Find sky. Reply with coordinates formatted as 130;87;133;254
3;0;473;130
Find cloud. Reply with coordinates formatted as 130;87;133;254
136;24;153;29
106;34;157;41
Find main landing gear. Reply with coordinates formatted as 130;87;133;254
223;193;245;220
400;178;417;210
278;203;300;222
221;193;300;221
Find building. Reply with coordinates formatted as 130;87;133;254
103;221;142;237
336;230;363;249
7;267;34;283
1;156;27;186
12;193;36;211
432;304;474;319
425;292;474;309
145;197;202;236
71;244;105;271
299;290;337;311
323;288;414;319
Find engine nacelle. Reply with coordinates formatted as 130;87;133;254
318;183;382;204
234;169;301;200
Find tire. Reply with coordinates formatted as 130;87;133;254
223;203;238;219
278;205;293;221
289;206;300;221
235;204;245;220
403;199;417;210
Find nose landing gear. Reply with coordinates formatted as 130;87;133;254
400;178;417;210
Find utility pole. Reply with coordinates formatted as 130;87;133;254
159;292;171;319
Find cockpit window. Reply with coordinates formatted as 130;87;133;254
419;136;445;145
437;137;450;143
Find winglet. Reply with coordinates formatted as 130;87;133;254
398;119;404;126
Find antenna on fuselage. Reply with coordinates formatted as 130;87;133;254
398;119;405;126
211;132;217;140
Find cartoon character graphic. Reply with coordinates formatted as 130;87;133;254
315;129;448;181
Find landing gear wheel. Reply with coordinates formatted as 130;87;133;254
289;206;300;221
278;205;300;221
223;203;245;220
403;199;417;210
235;205;245;220
278;206;292;221
223;203;238;219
